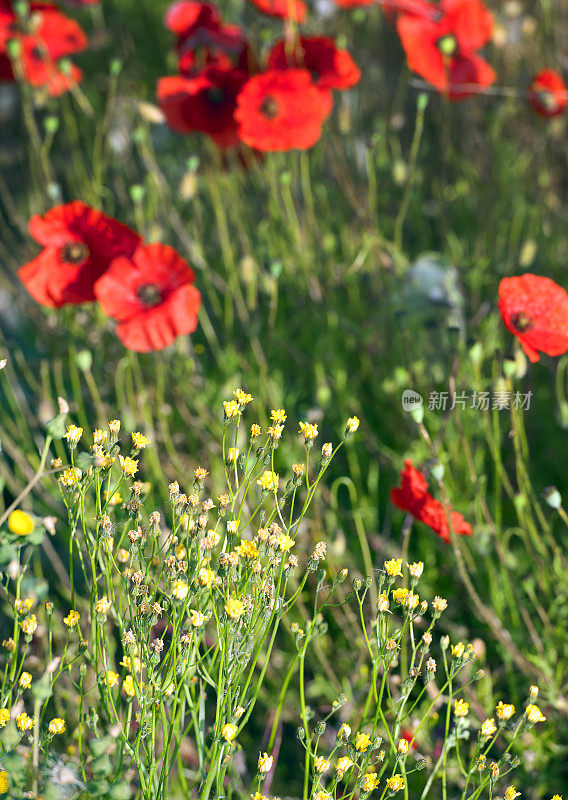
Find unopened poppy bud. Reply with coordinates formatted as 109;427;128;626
337;569;348;583
352;577;363;592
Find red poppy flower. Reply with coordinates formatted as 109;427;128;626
165;0;220;37
248;0;307;23
18;202;141;308
498;274;568;363
158;65;248;147
390;460;472;544
94;243;201;353
380;0;438;22
235;69;333;152
267;37;360;91
528;69;568;118
396;0;495;99
0;1;87;96
334;0;374;7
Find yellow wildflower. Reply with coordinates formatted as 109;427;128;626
172;580;189;601
451;642;465;658
0;709;10;727
235;540;258;559
408;561;424;579
119;456;138;476
496;701;515;720
123;675;136;697
225;598;245;620
190;610;206;627
65;425;83;446
15;598;33;615
384;558;403;577
21;615;38;636
223;400;240;419
234;388;253;405
336;756;354;776
338;723;351;739
480;718;497;738
525;704;546;724
377;591;390;613
59;467;82;487
299;421;318;441
392;587;409;603
227;447;240;463
271;409;287;423
454;699;469;717
8;510;35;536
504;788;520;800
258;752;273;772
131;432;151;450
345;416;360;434
362;772;380;792
95;596;111;615
0;770;7;793
221;723;238;742
257;470;279;492
278;534;294;552
48;718;65;735
355;732;371;751
16;712;34;731
19;672;32;689
314;755;330;773
105;671;119;688
63;610;80;628
387;775;405;792
432;596;448;613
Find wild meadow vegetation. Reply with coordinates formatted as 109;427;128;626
1;0;568;798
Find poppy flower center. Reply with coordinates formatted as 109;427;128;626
136;283;163;308
60;241;90;265
510;311;534;333
259;95;280;120
534;89;558;112
207;87;226;106
437;34;458;57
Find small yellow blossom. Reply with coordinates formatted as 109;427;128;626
454;699;469;717
408;561;424;579
384;558;403;577
338;723;351;739
250;423;261;438
199;567;215;587
480;718;497;738
119;456;138;476
550;795;562;800
355;731;371;751
63;610;80;628
225;598;245;620
405;591;420;611
257;470;279;492
278;534;294;552
525;704;546;724
19;672;32;690
189;610;206;627
221;723;238;742
504;788;521;800
172;580;189;601
93;429;108;446
0;709;10;727
271;409;287;423
104;490;123;506
15;598;33;615
236;540;258;559
48;718;65;735
398;738;409;754
59;467;82;487
108;419;121;436
432;596;448;613
0;771;7;793
299;421;319;441
65;425;83;446
250;793;268;800
496;701;515;720
451;642;465;658
95;596;111;615
258;752;273;772
132;432;151;450
105;671;119;689
387;775;405;792
362;772;380;792
234;388;253;405
8;510;35;536
123;675;136;697
16;712;34;731
322;442;333;459
336;756;354;776
234;706;245;719
345;416;360;434
529;685;539;702
227;447;240;463
314;755;330;773
377;591;390;613
223;400;240;419
21;615;38;636
392;587;409;603
314;793;331;800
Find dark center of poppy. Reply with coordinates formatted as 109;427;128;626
437;34;458;56
510;311;534;333
60;241;90;265
136;283;162;308
207;87;226;106
259;95;279;120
